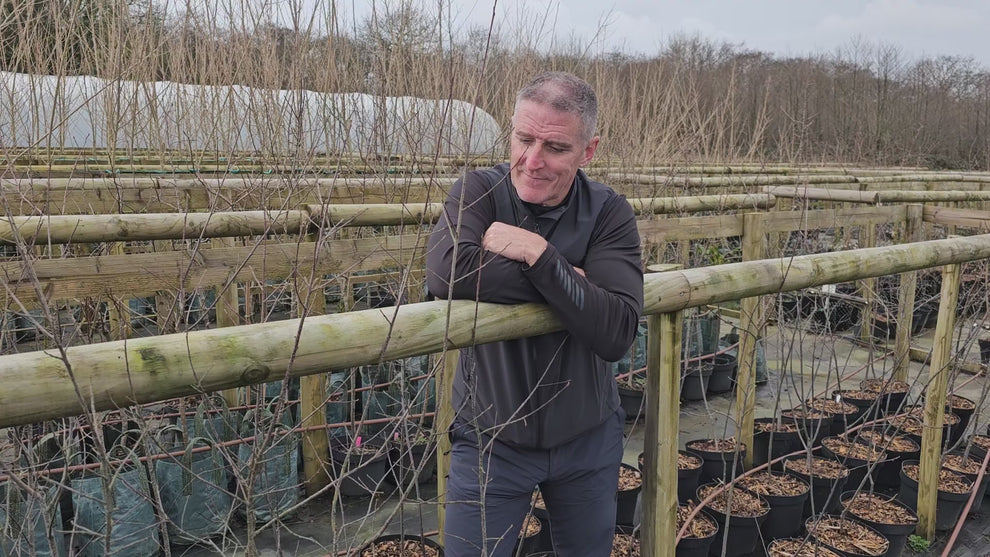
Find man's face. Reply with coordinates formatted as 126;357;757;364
510;99;599;206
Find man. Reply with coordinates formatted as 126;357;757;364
426;71;644;556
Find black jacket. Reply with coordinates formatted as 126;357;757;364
426;163;643;448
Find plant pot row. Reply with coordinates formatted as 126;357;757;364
616;353;740;423
329;427;438;498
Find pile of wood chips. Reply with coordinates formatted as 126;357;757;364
360;540;440;557
678;452;702;470
842;493;918;525
755;420;799;433
823;437;886;461
861;379;910;393
689;437;740;452
853;430;918;452
902;464;973;494
699;484;768;517
808;516;888;556
618;466;643;490
737;471;808;496
768;538;841;557
784;456;850;479
611;532;640;556
677;504;717;538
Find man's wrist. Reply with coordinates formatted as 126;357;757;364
525;239;549;267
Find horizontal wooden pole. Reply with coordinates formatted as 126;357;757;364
765;186;879;204
0;211;310;243
3;234;990;427
2;194;777;244
879;190;990;203
923;205;990;231
1;235;427;306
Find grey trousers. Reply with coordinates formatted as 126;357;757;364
443;408;625;557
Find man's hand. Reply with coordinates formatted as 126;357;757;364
482;222;547;266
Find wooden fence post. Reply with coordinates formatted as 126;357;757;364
737;213;765;469
642;311;682;557
214;237;242;407
296;267;331;496
916;263;961;539
436;349;458;545
895;205;923;382
858;224;877;342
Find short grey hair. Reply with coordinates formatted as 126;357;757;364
514;71;598;143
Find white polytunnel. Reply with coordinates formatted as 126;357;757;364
0;72;502;155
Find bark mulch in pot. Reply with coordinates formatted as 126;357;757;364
736;471;809;497
767;538;841;557
902;464;972;494
611;531;639;557
531;490;546;512
806;398;859;416
360;538;442;557
689;437;743;452
943;453;983;476
520;514;541;538
948;394;976;411
972;434;990;453
807;516;889;557
698;484;769;517
837;389;879;401
822;436;887;462
755;420;799;433
679;452;702;470
904;406;961;427
861;379;910;394
784;456;850;480
852;430;919;453
677;504;718;538
618;464;643;491
842;492;918;525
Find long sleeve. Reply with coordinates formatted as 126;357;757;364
522;196;643;361
426;171;546;304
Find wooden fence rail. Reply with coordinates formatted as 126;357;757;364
1;231;990;553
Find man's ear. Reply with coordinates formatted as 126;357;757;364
580;136;600;167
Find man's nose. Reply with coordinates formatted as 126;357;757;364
525;147;544;170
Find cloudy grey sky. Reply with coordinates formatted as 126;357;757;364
337;0;990;68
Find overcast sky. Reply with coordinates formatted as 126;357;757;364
336;0;990;69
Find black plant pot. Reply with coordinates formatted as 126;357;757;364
947;396;975;444
675;508;719;557
820;437;887;493
943;450;990;514
697;483;770;557
833;390;881;426
677;450;705;505
617;383;646;423
616;463;642;526
708;354;736;394
811;302;860;333
898;460;972;531
740;472;810;543
330;439;393;497
360;534;444;556
980;338;990;366
806;515;890;557
850;430;919;491
783;458;848;518
752;418;800;471
685;439;747;485
682;361;714;401
781;409;831;447
840;491;918;557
